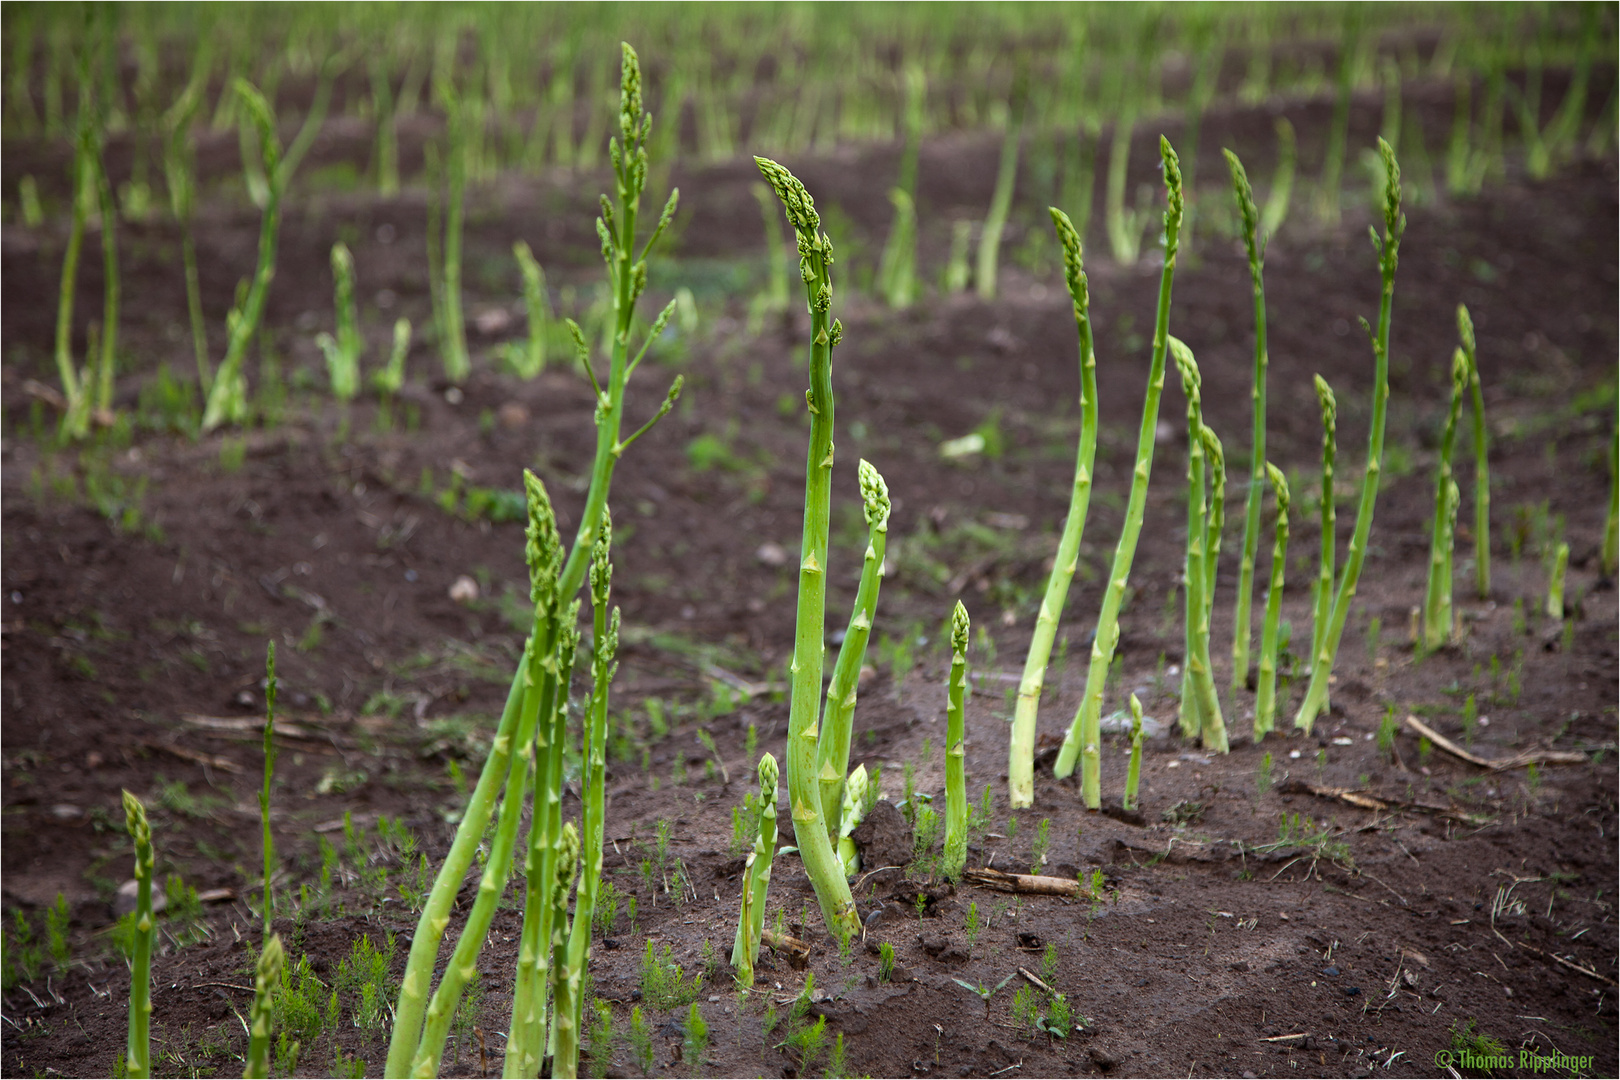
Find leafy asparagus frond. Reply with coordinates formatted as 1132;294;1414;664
614;376;684;458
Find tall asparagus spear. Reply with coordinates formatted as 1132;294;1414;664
754;155;860;943
1295;139;1404;733
942;601;971;881
1309;376;1337;691
1010;208;1098;809
243;934;284;1080
732;753;780;990
1172;341;1228;753
1253;464;1290;740
818;460;890;840
1055;136;1183;808
548;824;584;1078
1456;305;1491;598
1223;149;1269;695
122;791;154;1080
1422;349;1469;652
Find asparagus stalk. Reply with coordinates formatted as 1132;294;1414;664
1253;464;1290;740
161;50;211;393
1172;342;1229;753
1122;694;1144;812
389;48;679;1075
548;824;584;1078
754;155;859;943
1259;118;1296;241
1422;349;1470;651
1224;149;1269;695
1009;207;1098;809
317;242;363;402
732;752;780;991
1546;541;1568;620
53;93;92;439
243;934;284;1080
1309;376;1338;689
817;460;890;839
376;318;411;398
509;240;551;378
121;791;154;1079
259;642;277;938
977;71;1025;300
1457;305;1491;597
91;113;119;422
434;79;471;383
1055;136;1183;808
942;601;971;881
1295;139;1404;734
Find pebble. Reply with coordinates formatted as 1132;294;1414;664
755;542;787;567
449;576;480;603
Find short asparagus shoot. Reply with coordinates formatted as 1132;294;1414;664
1422;349;1470;651
1295;139;1404;734
943;601;970;881
1055;136;1183;809
1122;695;1144;812
1546;542;1568;620
731;752;779;990
316;241;363;402
243;934;284;1080
1010;207;1098;809
1253;465;1290;740
122;790;154;1079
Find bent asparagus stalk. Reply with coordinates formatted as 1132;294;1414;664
1122;694;1145;812
755;154;859;943
818;460;890;841
1224;149;1269;696
243;934;284;1080
1055;137;1183;809
122;791;154;1080
1010;207;1098;809
1422;349;1470;651
1457;305;1491;597
942;601;971;881
732;752;780;990
1296;139;1404;733
1254;464;1290;740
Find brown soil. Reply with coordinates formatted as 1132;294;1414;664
3;78;1617;1079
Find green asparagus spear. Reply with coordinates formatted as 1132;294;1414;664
732;753;780;990
317;242;362;401
1122;694;1145;812
1055;136;1183;808
1295;139;1404;733
754;154;859;942
1010;208;1098;809
1309;376;1337;690
1457;305;1491;597
1223;149;1269;695
1172;341;1228;753
122;791;154;1079
836;764;870;876
243;934;283;1080
1546;541;1568;620
818;460;890;841
943;601;971;881
1422;348;1470;651
1254;464;1290;740
548;824;584;1078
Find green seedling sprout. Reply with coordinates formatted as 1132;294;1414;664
1010;207;1098;809
1056;136;1183;808
1422;349;1470;651
1224;149;1269;695
1253;465;1290;740
243;934;284;1080
817;460;890;840
943;601;971;880
121;791;154;1079
1546;542;1569;620
1171;341;1228;753
754;153;859;943
375;318;412;398
732;752;779;990
977;68;1025;300
389;47;681;1075
1310;376;1338;695
260;642;277;937
316;242;363;402
1295;139;1404;734
201;65;337;431
1122;694;1144;811
1457;305;1491;597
